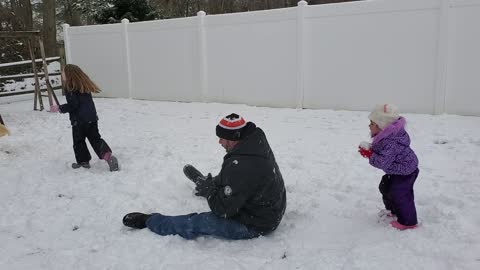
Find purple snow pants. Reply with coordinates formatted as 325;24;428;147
379;168;419;226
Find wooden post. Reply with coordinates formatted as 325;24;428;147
27;38;43;111
37;36;55;107
59;45;65;95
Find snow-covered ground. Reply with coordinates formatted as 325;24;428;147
1;98;479;270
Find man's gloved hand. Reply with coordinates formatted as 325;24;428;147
184;164;206;185
194;173;216;198
183;165;218;197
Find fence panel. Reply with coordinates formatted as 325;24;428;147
445;0;480;116
128;18;200;102
303;0;440;113
204;8;298;108
67;24;129;98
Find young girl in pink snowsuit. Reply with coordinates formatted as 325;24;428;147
359;104;419;230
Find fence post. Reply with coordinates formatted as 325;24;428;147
121;18;133;99
434;0;450;115
296;0;307;109
62;24;71;64
197;11;208;102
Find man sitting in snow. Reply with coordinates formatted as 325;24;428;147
123;113;286;240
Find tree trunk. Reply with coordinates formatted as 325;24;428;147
9;0;33;30
84;0;92;24
64;0;82;26
20;0;33;30
43;0;57;57
208;0;220;14
270;0;286;8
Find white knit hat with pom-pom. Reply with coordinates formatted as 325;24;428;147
368;104;400;129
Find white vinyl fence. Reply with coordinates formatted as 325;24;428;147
64;0;480;116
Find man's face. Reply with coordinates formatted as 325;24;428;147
219;137;239;152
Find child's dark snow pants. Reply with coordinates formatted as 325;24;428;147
72;121;111;163
379;168;419;226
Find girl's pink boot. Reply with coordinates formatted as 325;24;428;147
390;220;417;230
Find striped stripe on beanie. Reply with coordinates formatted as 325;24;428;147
216;113;246;141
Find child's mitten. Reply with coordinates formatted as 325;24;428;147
49;105;59;113
358;141;373;158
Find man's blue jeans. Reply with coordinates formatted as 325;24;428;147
145;212;260;240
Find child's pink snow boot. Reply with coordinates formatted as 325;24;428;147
390;220;417;230
102;152;119;172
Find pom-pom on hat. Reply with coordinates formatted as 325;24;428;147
368;104;400;129
216;113;247;141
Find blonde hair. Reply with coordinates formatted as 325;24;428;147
63;64;101;94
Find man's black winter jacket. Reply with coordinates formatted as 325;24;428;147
207;122;287;234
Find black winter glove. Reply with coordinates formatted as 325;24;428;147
184;164;206;185
194;173;217;198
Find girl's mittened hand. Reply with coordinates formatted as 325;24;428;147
358;147;373;159
49;105;60;113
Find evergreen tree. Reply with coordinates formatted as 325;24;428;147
96;0;159;24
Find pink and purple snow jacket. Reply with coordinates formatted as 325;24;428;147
369;117;418;175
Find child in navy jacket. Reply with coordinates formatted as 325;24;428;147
55;64;119;171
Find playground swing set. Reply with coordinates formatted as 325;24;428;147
0;31;63;137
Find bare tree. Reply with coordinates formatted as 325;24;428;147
43;0;57;56
8;0;33;30
148;0;361;19
62;0;82;26
21;0;33;30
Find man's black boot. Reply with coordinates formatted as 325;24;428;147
123;212;153;229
